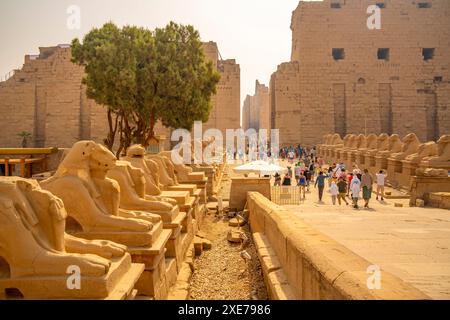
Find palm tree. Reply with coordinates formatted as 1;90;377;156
17;131;32;148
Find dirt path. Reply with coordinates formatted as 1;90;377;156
189;165;268;300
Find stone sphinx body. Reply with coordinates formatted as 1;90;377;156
105;160;179;223
355;134;367;150
421;135;450;167
159;150;204;183
377;134;403;157
120;145;178;207
0;177;144;299
366;133;389;156
41;141;154;233
405;142;438;164
390;133;421;161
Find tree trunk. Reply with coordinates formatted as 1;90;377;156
143;111;156;148
105;109;119;151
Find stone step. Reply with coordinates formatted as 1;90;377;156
161;190;190;205
108;263;146;300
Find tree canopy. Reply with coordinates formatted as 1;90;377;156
71;21;221;155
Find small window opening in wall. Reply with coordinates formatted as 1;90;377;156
434;76;443;83
376;3;386;9
378;48;390;61
332;48;345;60
331;2;342;9
423;48;435;61
418;2;432;8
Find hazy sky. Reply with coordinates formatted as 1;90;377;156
0;0;302;107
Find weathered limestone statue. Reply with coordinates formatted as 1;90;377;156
159;150;206;183
421;135;450;168
318;134;333;157
0;177;143;300
390;133;421;160
41;141;175;299
121;145;178;206
366;133;389;156
106;160;179;223
350;134;368;167
328;134;344;162
41;141;154;233
147;155;177;187
355;134;368;149
405;142;438;164
147;154;199;210
364;134;379;151
377;134;403;157
415;167;448;178
106;159;191;274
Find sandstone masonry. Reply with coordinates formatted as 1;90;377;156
0;42;241;149
270;0;450;147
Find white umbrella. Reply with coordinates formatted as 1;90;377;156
233;160;287;175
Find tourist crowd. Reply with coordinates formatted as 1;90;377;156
274;145;388;210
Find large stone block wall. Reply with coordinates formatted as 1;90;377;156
0;42;240;149
243;80;270;132
271;0;450;147
0;46;110;148
247;192;429;300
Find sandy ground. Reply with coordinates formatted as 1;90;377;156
189;165;268;300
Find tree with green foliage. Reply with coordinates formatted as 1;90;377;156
71;22;220;156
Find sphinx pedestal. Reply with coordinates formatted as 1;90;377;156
410;175;450;207
69;220;173;299
397;161;418;190
345;151;357;170
355;151;367;168
0;254;144;300
373;156;388;176
386;158;404;188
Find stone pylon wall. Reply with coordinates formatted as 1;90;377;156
0;42;241;149
242;80;270;133
0;46;109;148
271;0;450;147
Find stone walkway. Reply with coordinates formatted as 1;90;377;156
284;183;450;300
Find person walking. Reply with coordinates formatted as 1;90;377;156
294;163;301;183
315;172;326;203
298;171;307;200
350;175;361;209
376;170;388;201
305;168;312;192
337;177;349;206
329;180;339;205
282;174;292;186
274;173;282;186
361;169;374;209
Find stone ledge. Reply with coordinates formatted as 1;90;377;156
247;192;431;300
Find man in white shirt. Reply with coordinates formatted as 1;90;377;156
376;170;388;201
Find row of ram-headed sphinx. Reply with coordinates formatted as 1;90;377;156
318;133;450;189
0;141;222;300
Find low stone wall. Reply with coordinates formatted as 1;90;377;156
410;176;450;207
229;178;271;211
428;193;450;210
247;192;430;300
